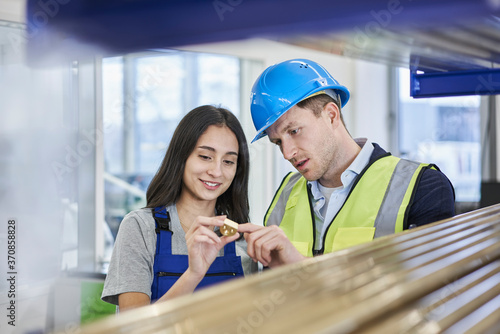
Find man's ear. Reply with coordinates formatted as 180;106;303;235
324;102;341;127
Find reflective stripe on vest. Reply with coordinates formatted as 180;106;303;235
264;156;429;256
264;172;315;257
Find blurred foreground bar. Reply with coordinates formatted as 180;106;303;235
77;204;500;333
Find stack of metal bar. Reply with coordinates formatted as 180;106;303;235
79;204;500;333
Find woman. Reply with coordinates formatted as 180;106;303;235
101;105;257;311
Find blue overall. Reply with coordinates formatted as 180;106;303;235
150;206;245;302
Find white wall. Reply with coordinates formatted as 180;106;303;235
481;95;500;182
0;27;70;334
351;60;391;147
0;0;25;22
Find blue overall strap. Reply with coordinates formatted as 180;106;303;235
222;240;236;256
153;206;171;233
151;206;173;300
152;206;172;256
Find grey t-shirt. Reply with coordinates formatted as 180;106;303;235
101;204;258;305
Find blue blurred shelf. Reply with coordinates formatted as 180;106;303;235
26;0;500;97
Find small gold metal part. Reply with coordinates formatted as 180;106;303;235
221;219;238;236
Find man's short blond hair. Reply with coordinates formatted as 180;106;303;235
296;92;346;127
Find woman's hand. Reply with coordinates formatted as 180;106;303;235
184;216;240;279
156;216;240;302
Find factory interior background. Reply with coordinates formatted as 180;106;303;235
0;0;499;333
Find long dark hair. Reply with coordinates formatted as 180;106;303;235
146;105;250;223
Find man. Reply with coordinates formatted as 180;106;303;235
241;58;455;268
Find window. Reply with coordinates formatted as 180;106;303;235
398;68;481;204
101;50;240;269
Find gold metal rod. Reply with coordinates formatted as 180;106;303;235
75;204;500;334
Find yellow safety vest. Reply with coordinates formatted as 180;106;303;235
264;155;431;256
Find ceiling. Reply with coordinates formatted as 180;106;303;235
276;16;500;72
23;0;500;95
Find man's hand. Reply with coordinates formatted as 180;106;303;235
238;223;306;268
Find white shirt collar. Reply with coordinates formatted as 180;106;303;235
309;138;373;200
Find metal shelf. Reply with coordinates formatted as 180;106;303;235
26;0;500;97
411;68;500;98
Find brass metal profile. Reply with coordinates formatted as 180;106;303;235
74;204;500;334
220;219;238;236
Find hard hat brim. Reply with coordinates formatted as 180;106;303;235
251;86;349;143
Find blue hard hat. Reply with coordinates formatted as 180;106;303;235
250;59;350;143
